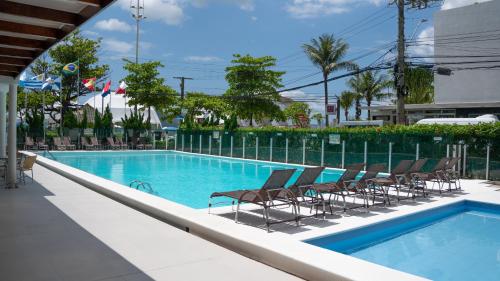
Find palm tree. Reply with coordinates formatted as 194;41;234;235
359;70;391;120
302;34;356;127
339;91;356;121
346;74;363;120
404;67;434;104
312;113;323;128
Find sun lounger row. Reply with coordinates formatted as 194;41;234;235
209;157;462;231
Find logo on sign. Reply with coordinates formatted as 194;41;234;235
326;104;337;115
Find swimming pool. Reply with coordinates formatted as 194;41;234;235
44;151;344;209
306;200;500;281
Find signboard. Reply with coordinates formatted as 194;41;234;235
212;131;220;139
83;128;93;136
276;133;283;137
329;134;340;145
433;136;443;142
326;104;337;115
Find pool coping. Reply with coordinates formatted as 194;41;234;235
32;150;428;281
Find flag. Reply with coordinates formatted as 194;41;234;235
31;73;45;81
19;73;44;89
41;77;61;91
62;61;79;76
101;80;111;97
115;81;127;94
82;77;96;91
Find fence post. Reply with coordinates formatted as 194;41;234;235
458;144;462;173
486;144;490;180
302;138;306;165
165;135;168;150
341;140;345;169
219;135;222;156
446;144;450;158
230;135;233;157
242;136;246;158
174;134;177;150
199;135;202;153
388;142;392;173
208;136;212;155
181;134;185;151
363;141;368;170
269;137;273;162
190;135;193;152
256;137;259;160
463;144;467;177
321;139;325;167
153;135;156;150
416;143;420;160
285;138;289;163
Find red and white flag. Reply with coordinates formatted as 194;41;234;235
82;77;96;91
101;80;111;97
115;81;127;95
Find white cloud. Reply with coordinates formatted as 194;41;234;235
251;16;258;21
407;26;434;62
441;0;492;10
192;0;255;11
117;0;184;25
184;55;222;62
281;90;324;114
82;30;99;37
102;38;134;55
285;0;385;19
95;18;132;32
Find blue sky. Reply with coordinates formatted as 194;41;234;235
78;0;488;119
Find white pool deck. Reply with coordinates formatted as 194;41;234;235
0;164;301;281
25;152;500;281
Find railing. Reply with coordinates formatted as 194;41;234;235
170;130;500;181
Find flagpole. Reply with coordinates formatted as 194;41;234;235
42;91;46;143
24;90;28;140
77;58;80;107
60;75;63;137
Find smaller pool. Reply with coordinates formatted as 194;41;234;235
306;200;500;281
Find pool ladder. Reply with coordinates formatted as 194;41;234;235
129;180;155;194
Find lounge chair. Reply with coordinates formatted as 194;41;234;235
37;138;48;150
81;137;95;150
404;158;429;198
343;170;380;209
52;137;66;151
367;163;386;173
209;169;297;232
367;159;414;204
63;137;76;150
439;157;461;191
18;154;36;184
345;162;365;170
90;136;101;150
411;157;450;194
24;137;37;150
115;137;128;149
132;137;144;150
107;137;121;150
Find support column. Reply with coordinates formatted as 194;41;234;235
0;84;6;158
7;81;18;188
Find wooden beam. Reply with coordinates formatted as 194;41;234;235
0;57;30;67
0;1;83;25
0;47;36;58
0;35;51;50
0;71;16;77
0;20;63;39
0;65;22;73
77;0;101;7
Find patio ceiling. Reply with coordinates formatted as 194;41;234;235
0;0;114;78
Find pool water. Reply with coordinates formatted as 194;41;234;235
45;151;344;209
307;201;500;281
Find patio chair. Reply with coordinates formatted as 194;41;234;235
90;136;101;150
52;137;66;151
209;169;297;232
343;170;380;210
345;162;365;171
411;157;450;194
24;136;37;150
115;136;128;149
367;159;414;204
142;138;153;150
439;157;462;191
18;154;37;184
37;138;48;150
107;137;121;150
81;137;95;150
367;163;386;173
63;137;76;150
132;137;144;150
404;158;429;198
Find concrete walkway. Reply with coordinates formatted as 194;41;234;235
0;165;301;281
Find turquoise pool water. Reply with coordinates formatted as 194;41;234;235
45;151;344;209
307;201;500;281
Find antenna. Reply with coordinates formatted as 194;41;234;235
130;0;146;64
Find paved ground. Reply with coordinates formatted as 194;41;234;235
0;165;302;281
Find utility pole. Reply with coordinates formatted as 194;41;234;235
173;76;193;99
395;0;406;125
130;0;145;65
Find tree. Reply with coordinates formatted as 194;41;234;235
359;70;391;120
392;0;441;124
302;34;356;127
339;91;356;121
345;74;364;120
223;54;285;126
312;113;323;127
283;102;311;128
180;92;228;128
404;67;434;104
122;59;166;126
48;31;109;126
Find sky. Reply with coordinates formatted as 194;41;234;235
76;0;492;119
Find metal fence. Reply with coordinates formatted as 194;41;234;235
170;130;500;181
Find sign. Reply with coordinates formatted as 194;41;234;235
310;133;317;137
329;134;340;145
326;104;337;115
433;136;442;142
276;133;282;136
213;131;220;139
83;129;93;136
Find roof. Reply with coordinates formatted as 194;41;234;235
0;0;115;78
364;102;500;111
